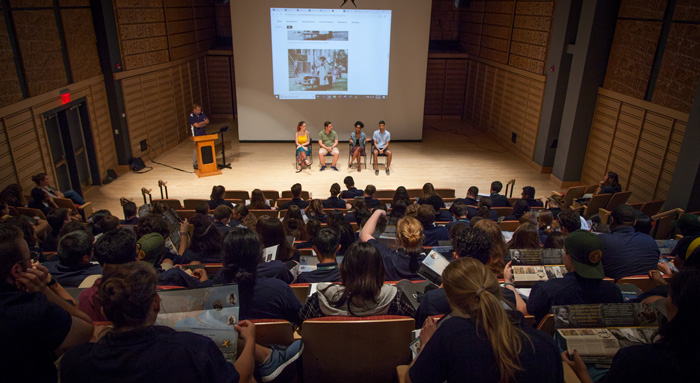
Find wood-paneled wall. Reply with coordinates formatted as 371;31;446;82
580;88;687;203
462;57;545;162
206;53;234;120
0;75;116;194
424;56;469;118
119;54;210;159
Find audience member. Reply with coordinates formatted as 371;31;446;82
416;204;449;246
445;202;469;234
0;224;93;382
249;189;272;210
538;210;554;242
472;196;498;221
212;205;233;235
179;214;223;264
507;222;541;250
504;199;530;221
489;180;511;207
281;183;309;209
299;242;415;321
417;183;437;205
296;219;321;249
596;171;622;195
44;230;101;287
282;205;309;241
42;208;70;252
6;215;44;260
544;231;567;249
341;176;363;198
120;201;139;225
521;186;543;207
361;209;426;281
408;257;562;383
305;199;327;223
231;203;248;228
256;216;299;264
28;187;56;216
298;228;342;283
427;194;452;222
455;186;479;206
323;183;347;208
93;215;119;240
633;210;652;235
392;186;411;206
194;201;210;217
473;219;507;278
600;204;659;281
207;185;233;210
387;199;407;226
32;172;85;205
557;209;582;235
362;184;382;209
0;183;27;207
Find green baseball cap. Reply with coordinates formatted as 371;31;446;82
564;230;605;279
137;233;165;265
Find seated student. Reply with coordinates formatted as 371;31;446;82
230;203;247;228
249;188;272;210
408;257;563;383
43;230;102;287
503;198;530;221
305;199;328;224
521;185;544;208
0;183;27;208
507;222;542;251
298;228;342;283
296;219;321;249
344;198;367;224
596;171;622;195
6;215;45;261
212;205;233;235
414;226;518;328
445;202;470;234
135;214;180;257
327;211;355;256
416;183;439;206
557;209;582;235
455;186;479;207
281;183;309;210
179;214;223;264
427;195;452;222
473;196;499;221
255;216;296;283
563;267;700;383
489;180;511;207
507;230;623;323
42;208;71;252
600;204;659;281
93;216;120;241
392;186;411;206
28;187;56;216
538;210;554;243
416;204;449;246
299;242;415;321
387;199;408;227
362;184;382;209
120;201;139;225
32;172;85;205
282;205;309;241
372;120;392;175
323;183;347;209
208;185;233;210
635;235;700;303
544;231;567;249
79;228;139;321
201;227;302;326
0;224;94;383
60;261;305;383
194;201;211;219
340;176;363;199
361;209;426;281
473;219;507;278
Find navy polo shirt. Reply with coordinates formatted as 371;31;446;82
434;210;453;222
526;272;623;323
364;197;382;209
600;226;660;280
525;198;544;208
323;196;347;209
188;111;208;136
409;316;563;383
297;262;341;283
466;206;498;221
257;260;294;284
490;193;511;207
422;223;450;246
208;199;234;210
454;197;479;206
414;286;516;329
213;221;231;236
341;187;363;199
181;248;223;264
280;198;309;210
43;261;103;288
368;239;426;281
445;219;469;235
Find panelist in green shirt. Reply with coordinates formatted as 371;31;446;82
318;121;339;171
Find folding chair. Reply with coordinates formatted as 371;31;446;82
224;190;249;200
347;141;368;169
499;220;520;232
183;199;209;210
536;313;555;336
370;141;389;170
16;207;47;220
573;193;612;219
548;185;586;210
604;191;632;211
640;200;665;218
261;190;281;205
651;208;684;239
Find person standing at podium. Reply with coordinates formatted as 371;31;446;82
188;103;209;170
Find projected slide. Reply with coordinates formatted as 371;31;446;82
271;8;391;100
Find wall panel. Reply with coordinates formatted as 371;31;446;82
206;55;234;119
580;88;688;203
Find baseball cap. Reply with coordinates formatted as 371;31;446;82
137;233;165;265
564;230;604;279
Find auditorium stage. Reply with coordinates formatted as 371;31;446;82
83;120;560;216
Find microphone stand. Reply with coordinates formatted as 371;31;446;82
217;125;231;169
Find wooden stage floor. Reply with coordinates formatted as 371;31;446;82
84;120;560;217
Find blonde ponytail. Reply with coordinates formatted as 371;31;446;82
443;257;528;382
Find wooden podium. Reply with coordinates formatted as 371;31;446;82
191;134;222;178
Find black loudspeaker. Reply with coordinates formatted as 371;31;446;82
201;146;214;164
130;157;146;171
107;169;119;179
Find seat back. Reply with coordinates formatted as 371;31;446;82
152;199;183;210
249;209;277;220
434;188;455;198
53;197;78;213
375;189;394;198
183;199;209;210
617;275;669;293
8;206;19;217
507;197;521;206
302;316;414;383
224;190;250;200
282;190;311;200
537;314;555;336
249;319;295;347
16;207;47;220
584;184;598;194
406;188;422;198
260;190;280;204
561;186;586;209
605;191;632;211
174;209;199;221
492;207;513;218
651;208;684;239
277;198;292;208
583;194;612;219
499;220;520;232
640;200;665;217
290;283;310;304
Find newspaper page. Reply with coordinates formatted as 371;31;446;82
512;265;567;283
417;250;451;286
508;248;564;265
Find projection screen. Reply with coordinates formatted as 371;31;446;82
231;0;432;141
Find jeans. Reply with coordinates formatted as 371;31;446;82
63;190;85;205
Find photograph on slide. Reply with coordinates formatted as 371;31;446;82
287;30;349;41
289;49;347;91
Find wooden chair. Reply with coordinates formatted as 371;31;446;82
396;365;409;383
574;193;611;219
629;202;643;210
583;184;598;194
549;185;586;209
537;314;555;336
277;198;293;208
406;188;422;198
250;319;295;347
249;209;277;220
640;200;665;217
261;190;280;205
507;197;521;206
183;199;209;210
16;207;47;220
604;191;632;211
152;199;183;210
617;275;669;293
499;220;520;232
174;209;198;221
651;208;684;239
492;207;513;218
281;190;311;200
434;188;455;198
53;197;93;220
523;315;536;328
375;189;395;198
290;283;310;304
224;190;249;200
302;316;414;383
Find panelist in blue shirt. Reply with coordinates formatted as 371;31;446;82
187;103;209;170
372;120;392;175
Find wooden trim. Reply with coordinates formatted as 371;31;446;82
29;106;52;179
112;51;208;81
427;52;469;59
0;74;105;117
597;87;689;122
624;109;647;190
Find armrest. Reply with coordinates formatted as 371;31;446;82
551;191;563;197
598;208;611;224
396;365;410;383
78;202;93;221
